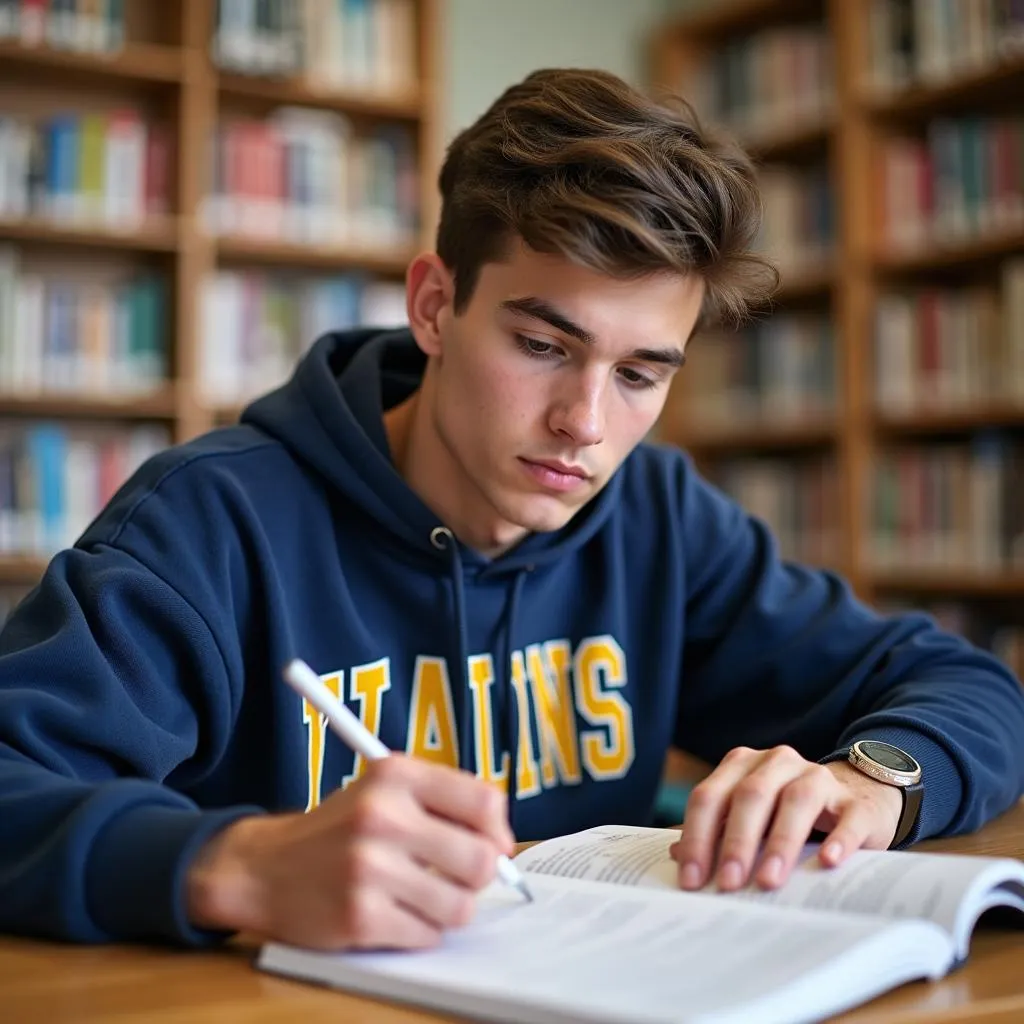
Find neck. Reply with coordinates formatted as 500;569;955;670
383;374;528;559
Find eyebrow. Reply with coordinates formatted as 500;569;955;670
499;296;687;368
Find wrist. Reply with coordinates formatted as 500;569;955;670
185;815;272;934
826;760;904;830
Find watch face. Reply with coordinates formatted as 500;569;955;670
859;740;918;773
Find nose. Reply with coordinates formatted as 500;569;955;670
549;377;605;447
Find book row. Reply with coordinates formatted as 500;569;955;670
868;0;1024;93
881;115;1024;251
756;163;835;280
685;23;834;145
0;247;166;396
0;422;168;557
872;436;1024;572
214;0;418;96
875;259;1024;413
0;0;125;54
0;110;170;227
711;455;839;569
200;268;405;404
201;108;418;248
680;313;836;428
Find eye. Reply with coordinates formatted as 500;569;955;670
618;366;658;390
514;334;561;359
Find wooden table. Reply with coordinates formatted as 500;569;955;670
2;802;1023;1024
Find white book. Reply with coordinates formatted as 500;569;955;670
258;823;1024;1024
12;274;43;394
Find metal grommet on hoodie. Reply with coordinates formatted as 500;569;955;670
430;526;453;550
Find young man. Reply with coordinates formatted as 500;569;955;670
1;68;1022;953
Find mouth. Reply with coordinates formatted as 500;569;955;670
519;457;591;493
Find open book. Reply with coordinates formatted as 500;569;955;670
257;824;1024;1024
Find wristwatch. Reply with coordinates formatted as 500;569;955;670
842;740;924;848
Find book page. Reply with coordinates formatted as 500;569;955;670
515;825;1024;955
258;873;950;1024
729;848;1024;957
514;824;681;888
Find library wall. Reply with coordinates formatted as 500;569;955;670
652;0;1024;680
0;0;437;612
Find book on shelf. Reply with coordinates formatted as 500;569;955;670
203;107;417;249
684;21;835;147
757;162;835;277
875;259;1024;413
680;312;836;428
872;437;1024;573
258;822;1024;1024
879;115;1024;252
868;0;1024;94
713;456;838;569
0;246;167;396
199;268;405;405
0;108;171;228
0;421;167;556
213;0;417;97
0;0;125;54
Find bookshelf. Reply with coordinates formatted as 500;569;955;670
650;0;1024;661
0;0;440;590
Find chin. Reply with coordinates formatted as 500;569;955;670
503;496;581;535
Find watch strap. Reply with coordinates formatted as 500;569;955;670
893;783;924;849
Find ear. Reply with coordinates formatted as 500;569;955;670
406;253;454;357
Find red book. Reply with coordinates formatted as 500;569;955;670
144;124;171;218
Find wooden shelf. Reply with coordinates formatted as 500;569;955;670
651;3;1024;605
217;72;422;120
665;0;821;38
742;113;834;162
675;415;837;453
772;264;835;302
871;572;1024;597
0;40;182;84
863;52;1024;120
875;227;1024;274
0;216;179;253
215;235;414;274
0;389;178;420
875;404;1024;435
0;556;49;586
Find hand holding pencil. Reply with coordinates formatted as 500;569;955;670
184;660;522;951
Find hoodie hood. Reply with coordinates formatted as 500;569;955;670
242;328;623;576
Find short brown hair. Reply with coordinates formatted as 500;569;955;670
436;68;778;326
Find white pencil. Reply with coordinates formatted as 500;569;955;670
282;657;533;903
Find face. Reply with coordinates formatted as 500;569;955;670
406;241;705;554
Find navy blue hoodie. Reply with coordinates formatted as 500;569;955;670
1;328;1022;946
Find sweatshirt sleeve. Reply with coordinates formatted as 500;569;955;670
673;463;1024;843
0;543;261;945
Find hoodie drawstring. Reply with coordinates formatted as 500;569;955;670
431;527;471;771
499;568;528;831
429;525;530;834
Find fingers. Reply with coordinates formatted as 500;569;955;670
387;756;515;853
754;763;837;888
714;748;819;891
673;746;855;893
818;798;879;870
338;884;442;951
346;757;511;892
342;838;477;941
672;746;764;891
